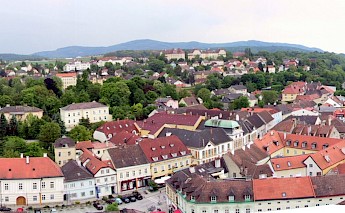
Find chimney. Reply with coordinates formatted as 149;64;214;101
235;114;239;121
43;153;47;157
20;153;24;158
308;125;311;135
215;158;221;168
284;132;287;140
26;156;30;164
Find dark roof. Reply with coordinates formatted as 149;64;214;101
311;174;345;197
158;128;232;148
185;109;232;119
257;111;274;124
221;93;242;103
0;105;43;113
106;145;149;168
246;114;265;128
230;85;247;90
60;101;107;110
284;115;319;125
61;160;94;182
54;136;75;148
180;96;199;106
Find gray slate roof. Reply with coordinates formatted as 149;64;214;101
61;160;94;182
54;136;75;148
0;105;43;113
107;144;149;168
60;101;107;111
158;128;232;148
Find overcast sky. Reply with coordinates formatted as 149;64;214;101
2;0;345;54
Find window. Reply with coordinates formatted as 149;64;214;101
258;210;262;212
191;195;195;201
90;191;94;195
50;194;54;200
202;210;207;213
4;183;9;190
225;210;229;213
161;165;165;171
286;207;290;209
191;209;195;213
58;152;61;157
296;206;299;208
133;171;136;176
214;210;218;213
104;178;108;182
32;182;37;190
89;181;92;186
316;204;320;206
106;169;109;173
246;209;250;213
101;170;104;174
33;196;37;201
42;195;46;201
309;172;313;176
277;208;281;210
235;209;240;213
81;182;84;187
309;164;313;167
211;196;217;202
68;151;71;156
186;160;189;165
5;197;9;202
245;195;251;201
50;182;54;189
120;173;123;178
229;196;235;202
145;168;148;173
267;209;271;211
41;182;45;189
126;172;129;177
154;168;158;173
304;205;308;207
18;183;23;190
81;192;85;197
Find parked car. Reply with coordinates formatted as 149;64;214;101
50;208;58;213
121;196;130;203
106;197;123;205
0;206;11;211
132;191;143;200
93;201;103;210
129;196;136;202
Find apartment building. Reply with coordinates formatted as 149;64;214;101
56;72;77;89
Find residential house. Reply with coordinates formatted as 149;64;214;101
102;145;151;193
158;128;232;165
229;85;248;95
63;60;90;72
54;136;76;166
269;154;309;178
136;112;204;138
155;97;179;109
281;82;306;103
61;160;96;202
79;148;117;196
0;105;43;122
56;72;77;89
291;108;319;117
93;119;139;142
139;136;192;179
179;96;200;107
0;155;64;206
60;101;112;131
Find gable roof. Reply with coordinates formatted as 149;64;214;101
106;144;149;168
61;101;107;110
0;157;63;179
79;148;113;175
271;154;309;171
75;140;94;150
204;119;240;129
180;96;199;107
61;160;94;182
253;177;315;200
54;136;75;148
0;105;43;114
95;119;138;137
139;135;191;163
158;128;231;148
311;174;345;197
108;131;141;146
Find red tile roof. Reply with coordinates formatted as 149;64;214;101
137;112;202;135
56;72;77;77
75;140;93;150
308;140;345;170
96;119;139;137
108;131;140;146
253;176;315;200
79;148;114;175
92;141;116;149
271;154;309;171
0;157;63;179
139;135;191;163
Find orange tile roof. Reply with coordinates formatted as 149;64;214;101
56;72;77;77
92;141;116;149
0;157;63;179
79;148;114;174
271;154;309;171
308;140;345;170
76;141;93;150
253;176;315;200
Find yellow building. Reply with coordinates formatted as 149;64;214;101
161;49;185;61
56;72;77;89
54;136;76;167
0;105;43;122
139;135;192;179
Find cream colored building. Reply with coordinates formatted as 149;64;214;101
60;101;112;131
54;136;76;167
56;72;77;89
0;105;43;122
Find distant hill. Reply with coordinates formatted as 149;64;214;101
30;39;322;58
0;54;45;61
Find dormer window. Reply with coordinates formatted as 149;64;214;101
152;157;159;161
161;145;166;149
323;144;329;149
293;141;299;147
302;142;307;148
170;143;174;147
190;195;195;201
211;196;217;202
276;164;280;168
180;151;186;155
311;143;317;149
171;153;177;157
151;147;156;151
229;196;235;202
245;195;251;201
287;161;291;167
286;140;291;146
162;155;168;159
282;192;286;197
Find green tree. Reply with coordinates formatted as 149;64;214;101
261;90;279;105
197;88;211;102
25;142;44;157
100;81;131;106
7;115;18;136
68;125;92;142
79;117;91;129
106;203;119;211
230;96;250;110
0;95;14;107
131;103;144;120
0;113;8;139
3;136;27;157
148;59;165;72
38;122;61;148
